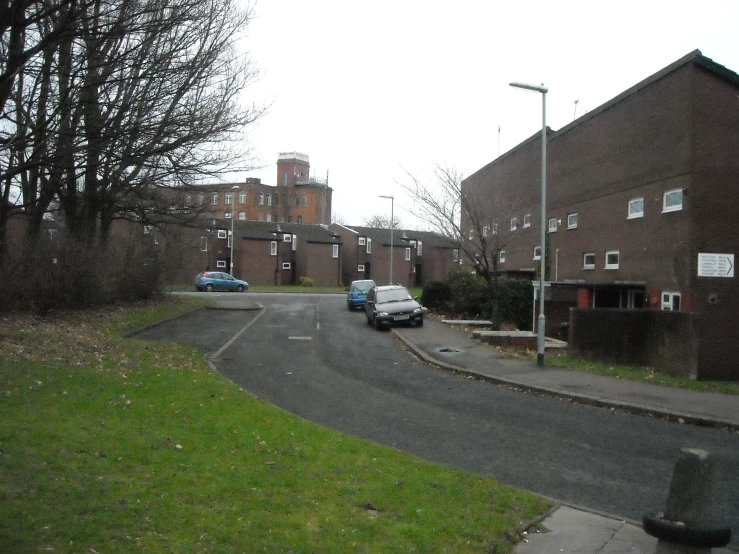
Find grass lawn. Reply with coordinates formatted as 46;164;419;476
1;296;549;553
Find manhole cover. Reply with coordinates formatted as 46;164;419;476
439;348;459;353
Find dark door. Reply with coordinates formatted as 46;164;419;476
415;264;423;286
364;262;371;279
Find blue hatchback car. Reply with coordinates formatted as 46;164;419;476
346;279;375;310
194;272;249;292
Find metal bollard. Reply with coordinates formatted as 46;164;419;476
643;448;731;553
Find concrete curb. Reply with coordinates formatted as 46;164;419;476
205;303;264;311
392;329;739;432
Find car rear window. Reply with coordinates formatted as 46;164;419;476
352;280;375;291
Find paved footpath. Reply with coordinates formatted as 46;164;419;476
392;319;739;553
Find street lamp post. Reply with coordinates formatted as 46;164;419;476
510;81;547;367
379;195;394;284
230;185;239;276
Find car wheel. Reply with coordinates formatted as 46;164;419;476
416;318;424;327
237;285;245;292
366;312;373;325
205;284;213;292
347;301;353;311
373;316;383;331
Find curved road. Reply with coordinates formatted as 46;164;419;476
139;293;739;543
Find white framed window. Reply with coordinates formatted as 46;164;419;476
225;193;233;205
409;240;417;247
292;235;297;251
358;237;366;246
357;264;365;272
259;192;264;205
628;197;644;219
405;247;411;261
267;194;272;207
217;229;227;239
661;292;681;311
266;214;272;222
366;238;372;253
468;229;473;240
583;252;595;269
144;225;152;234
47;229;57;240
227;230;232;248
482;225;490;237
453;249;459;261
185;194;192;205
567;213;578;229
198;193;204;205
153;232;158;245
533;246;541;260
332;244;339;258
499;250;506;263
297;216;303;224
216;260;227;268
282;262;291;270
283;233;291;242
605;250;620;269
224;211;232;219
211;192;218;205
548;218;557;232
663;189;683;213
523;214;531;228
270;241;277;256
238;211;245;220
200;237;208;252
510;217;518;231
239;192;246;204
417;241;422;256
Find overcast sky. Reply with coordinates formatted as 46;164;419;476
234;0;739;230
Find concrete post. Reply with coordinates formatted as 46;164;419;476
656;449;714;553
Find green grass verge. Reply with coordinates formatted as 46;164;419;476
0;297;549;553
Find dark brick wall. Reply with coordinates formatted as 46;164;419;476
569;308;699;378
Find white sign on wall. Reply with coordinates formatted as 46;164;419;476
697;253;734;277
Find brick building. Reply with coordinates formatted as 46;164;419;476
184;152;332;225
462;50;739;379
331;224;459;288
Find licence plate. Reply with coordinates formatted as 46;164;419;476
394;315;410;321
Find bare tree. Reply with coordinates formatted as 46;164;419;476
399;164;520;327
362;213;402;229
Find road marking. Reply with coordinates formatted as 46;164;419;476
209;309;265;360
316;321;320;331
289;336;312;340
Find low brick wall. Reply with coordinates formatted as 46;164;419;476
568;308;699;379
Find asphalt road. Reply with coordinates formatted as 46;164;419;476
136;293;739;543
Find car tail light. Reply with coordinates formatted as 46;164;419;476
203;272;211;277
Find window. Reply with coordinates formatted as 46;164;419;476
533;246;541;260
225;193;233;205
292;235;297;251
523;214;531;228
47;229;57;240
358;264;365;272
468;229;473;240
482;225;490;237
211;192;218;205
225;211;232;219
417;241;422;256
663;189;683;213
283;233;291;242
239;192;246;204
238;211;245;220
144;225;152;234
265;213;271;222
499;250;506;263
358;237;366;246
605;250;620;269
270;241;277;256
333;244;339;258
282;262;291;270
628;197;644;219
217;260;227;268
200;237;208;252
405;247;411;261
366;238;371;253
185;194;192;205
267;193;272;207
283;171;288;185
567;213;578;229
296;215;303;224
259;192;264;205
661;292;681;311
510;217;518;231
217;229;227;239
198;193;204;205
583;252;595;269
453;249;459;261
548;218;557;232
227;230;232;248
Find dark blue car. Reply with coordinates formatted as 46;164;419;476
346;279;375;310
194;272;249;292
